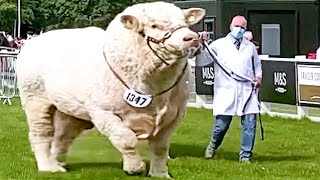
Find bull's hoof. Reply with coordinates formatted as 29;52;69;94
123;160;146;175
124;170;144;176
148;171;172;179
37;161;67;173
57;161;67;167
54;155;67;167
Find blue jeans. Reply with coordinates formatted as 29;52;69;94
207;114;257;160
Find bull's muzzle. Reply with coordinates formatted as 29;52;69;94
183;33;201;48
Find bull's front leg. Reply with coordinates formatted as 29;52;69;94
148;120;183;178
148;105;186;178
90;110;146;175
148;133;171;178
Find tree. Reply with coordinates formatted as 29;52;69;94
0;0;36;33
1;0;149;34
35;0;149;32
0;0;16;32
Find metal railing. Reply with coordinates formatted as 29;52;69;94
0;50;19;105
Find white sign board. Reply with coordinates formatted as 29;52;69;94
297;65;320;105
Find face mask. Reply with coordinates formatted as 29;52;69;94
231;26;245;39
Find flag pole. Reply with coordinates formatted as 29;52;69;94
17;0;21;38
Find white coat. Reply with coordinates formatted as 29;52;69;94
209;34;262;116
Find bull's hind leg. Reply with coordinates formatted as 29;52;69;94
24;97;66;172
90;110;146;175
51;110;94;165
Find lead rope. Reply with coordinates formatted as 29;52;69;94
251;56;264;140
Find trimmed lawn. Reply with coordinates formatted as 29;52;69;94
0;98;320;180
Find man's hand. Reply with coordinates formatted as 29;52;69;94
199;31;209;42
253;77;262;89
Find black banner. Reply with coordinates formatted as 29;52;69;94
260;60;297;105
195;62;214;95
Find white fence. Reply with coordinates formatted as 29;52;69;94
0;48;19;105
187;55;320;122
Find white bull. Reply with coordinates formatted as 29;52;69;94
16;1;205;178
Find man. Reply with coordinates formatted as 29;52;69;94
243;31;261;54
204;15;262;163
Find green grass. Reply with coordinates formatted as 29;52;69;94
1;98;320;180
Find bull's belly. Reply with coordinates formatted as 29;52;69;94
42;67;107;121
55;105;91;121
47;92;91;121
55;104;91;121
119;103;181;139
121;112;156;139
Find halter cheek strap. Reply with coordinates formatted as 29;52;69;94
140;25;188;66
147;37;170;65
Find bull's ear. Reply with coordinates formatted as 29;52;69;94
120;15;140;30
183;8;206;25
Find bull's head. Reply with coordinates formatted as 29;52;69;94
119;2;205;65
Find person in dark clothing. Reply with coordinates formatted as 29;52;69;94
0;33;10;47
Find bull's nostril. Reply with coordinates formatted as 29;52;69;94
190;40;200;48
183;37;193;41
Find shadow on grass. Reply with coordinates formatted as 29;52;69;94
170;143;206;158
67;161;152;177
67;162;122;171
252;154;315;162
170;143;314;162
169;143;239;160
218;150;315;162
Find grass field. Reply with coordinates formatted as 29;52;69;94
1;98;320;180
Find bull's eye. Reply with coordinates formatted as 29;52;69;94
151;24;163;30
151;24;159;29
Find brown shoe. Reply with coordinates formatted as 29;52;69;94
239;158;251;164
204;148;216;159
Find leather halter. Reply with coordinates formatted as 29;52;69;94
139;25;188;66
101;25;190;97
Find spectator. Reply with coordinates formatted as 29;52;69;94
243;31;261;54
6;34;14;47
0;32;10;47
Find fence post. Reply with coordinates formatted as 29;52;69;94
297;106;307;119
295;55;307;119
260;101;271;114
195;95;207;108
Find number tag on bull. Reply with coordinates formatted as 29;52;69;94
123;89;152;108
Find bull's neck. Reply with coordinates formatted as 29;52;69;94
104;29;187;96
139;59;187;96
108;47;186;96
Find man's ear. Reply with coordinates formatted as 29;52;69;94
120;15;140;31
183;8;206;25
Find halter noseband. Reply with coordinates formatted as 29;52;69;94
139;25;188;65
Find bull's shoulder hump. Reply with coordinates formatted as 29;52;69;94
36;27;106;43
24;27;107;52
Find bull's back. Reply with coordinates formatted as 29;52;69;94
17;27;109;117
17;26;107;68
